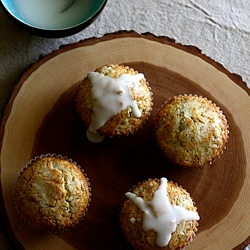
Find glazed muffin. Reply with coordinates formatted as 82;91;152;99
120;178;199;250
76;64;153;142
13;154;90;232
154;95;229;167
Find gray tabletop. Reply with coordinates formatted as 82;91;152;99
1;0;250;249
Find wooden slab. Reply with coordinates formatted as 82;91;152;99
0;31;250;250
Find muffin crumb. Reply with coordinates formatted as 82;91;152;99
76;64;153;141
120;178;199;250
13;155;90;232
154;95;229;167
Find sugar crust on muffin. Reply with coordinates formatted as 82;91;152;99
120;178;199;250
76;64;153;140
13;155;90;232
154;95;229;167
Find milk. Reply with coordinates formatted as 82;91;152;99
14;0;93;29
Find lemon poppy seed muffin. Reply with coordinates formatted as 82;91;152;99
154;95;229;167
120;178;199;250
76;64;153;142
13;155;90;232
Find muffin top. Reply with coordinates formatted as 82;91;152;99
13;156;90;231
154;95;229;167
120;178;199;250
76;64;153;141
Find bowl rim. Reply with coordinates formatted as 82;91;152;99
0;0;107;37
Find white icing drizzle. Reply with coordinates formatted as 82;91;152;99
125;178;200;247
88;72;143;134
130;218;136;224
86;128;104;143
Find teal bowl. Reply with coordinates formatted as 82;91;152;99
0;0;107;38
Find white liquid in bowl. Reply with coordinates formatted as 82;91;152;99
14;0;93;29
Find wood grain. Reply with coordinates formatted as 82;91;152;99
0;31;249;250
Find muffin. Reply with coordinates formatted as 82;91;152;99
120;177;199;250
13;154;91;232
76;64;153;142
154;95;229;167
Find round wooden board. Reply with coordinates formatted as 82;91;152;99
0;31;250;250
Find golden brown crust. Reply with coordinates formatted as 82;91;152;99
13;156;90;232
120;178;198;250
154;95;229;167
76;64;153;137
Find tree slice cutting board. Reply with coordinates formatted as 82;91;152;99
0;31;249;250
